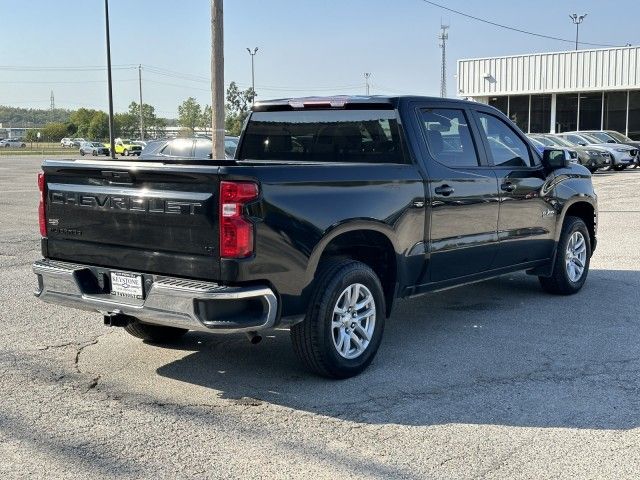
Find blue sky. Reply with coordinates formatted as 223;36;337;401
1;0;638;118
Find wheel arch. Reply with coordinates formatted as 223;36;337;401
307;222;400;317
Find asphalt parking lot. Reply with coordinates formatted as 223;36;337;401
1;155;639;479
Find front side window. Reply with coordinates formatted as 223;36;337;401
476;112;533;167
420;108;479;167
239;109;406;163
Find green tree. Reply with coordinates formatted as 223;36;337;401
114;112;137;138
25;130;39;142
200;105;212;134
87;111;109;140
127;101;166;138
225;82;256;136
42;122;69;141
70;108;100;137
177;97;202;134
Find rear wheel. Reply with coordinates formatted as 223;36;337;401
80;150;85;156
613;164;627;171
539;216;591;295
124;320;188;343
290;259;385;378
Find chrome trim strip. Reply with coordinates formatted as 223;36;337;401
33;259;278;333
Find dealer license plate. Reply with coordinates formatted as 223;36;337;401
110;271;144;299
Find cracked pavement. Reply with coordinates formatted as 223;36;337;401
1;156;639;479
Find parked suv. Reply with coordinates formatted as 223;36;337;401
60;138;74;148
556;132;636;170
529;134;610;172
34;96;597;378
580;130;640;168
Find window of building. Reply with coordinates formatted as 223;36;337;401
529;95;551;133
579;92;603;130
476;112;532;167
556;94;578;132
420;109;479;167
603;91;627;135
508;95;529;132
628;91;640;140
488;96;508;116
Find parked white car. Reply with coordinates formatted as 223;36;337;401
0;138;26;148
60;138;74;148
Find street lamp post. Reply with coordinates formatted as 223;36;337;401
569;13;587;51
104;0;116;159
246;47;258;103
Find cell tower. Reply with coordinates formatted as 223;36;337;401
50;90;55;111
438;24;449;98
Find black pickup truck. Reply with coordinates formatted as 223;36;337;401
33;96;597;378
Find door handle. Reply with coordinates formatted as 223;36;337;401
434;185;454;196
501;182;516;192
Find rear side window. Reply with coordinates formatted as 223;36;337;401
420;108;479;167
161;138;194;157
239;110;407;163
476;112;533;167
194;138;213;158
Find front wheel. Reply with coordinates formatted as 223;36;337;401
539;216;591;295
290;259;385;378
123;149;129;156
80;150;85;156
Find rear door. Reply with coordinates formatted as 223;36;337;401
413;102;500;283
471;108;556;267
43;160;221;280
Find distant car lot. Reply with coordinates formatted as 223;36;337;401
0;155;639;478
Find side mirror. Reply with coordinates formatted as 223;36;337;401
542;148;572;170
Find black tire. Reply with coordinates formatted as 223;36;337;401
539;216;591;295
92;150;97;156
290;259;386;379
124;320;188;343
588;166;597;173
80;150;85;156
613;164;626;171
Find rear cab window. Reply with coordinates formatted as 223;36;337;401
238;109;407;164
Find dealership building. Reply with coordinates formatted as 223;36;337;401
457;45;640;139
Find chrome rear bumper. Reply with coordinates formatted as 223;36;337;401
33;259;278;333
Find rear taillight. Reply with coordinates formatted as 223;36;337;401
38;172;47;237
219;181;259;258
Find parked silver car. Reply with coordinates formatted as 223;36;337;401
556;132;637;171
580;130;640;168
0;138;26;148
79;141;110;156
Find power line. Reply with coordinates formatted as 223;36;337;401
417;0;623;47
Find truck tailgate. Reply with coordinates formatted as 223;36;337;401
42;159;222;280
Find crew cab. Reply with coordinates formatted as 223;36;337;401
33;96;598;378
105;138;142;156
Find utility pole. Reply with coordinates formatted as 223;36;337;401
104;0;116;159
569;13;587;50
438;24;449;98
364;73;371;95
246;47;258;104
211;0;224;159
50;90;55;111
138;64;144;140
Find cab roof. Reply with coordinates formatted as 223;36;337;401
252;95;480;111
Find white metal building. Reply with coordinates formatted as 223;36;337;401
457;45;640;139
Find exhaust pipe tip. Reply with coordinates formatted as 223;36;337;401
246;331;262;345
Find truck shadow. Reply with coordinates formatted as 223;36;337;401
156;269;640;429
